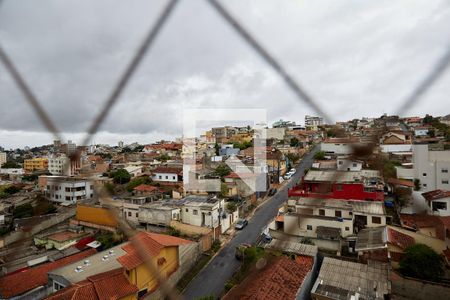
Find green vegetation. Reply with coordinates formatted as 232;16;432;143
399;244;444;281
96;231;123;249
4;185;21;195
156;153;170;162
13;203;34;218
22;174;38;182
215;163;231;179
290;137;299;147
211;240;221;252
126;177;151;192
167;226;181;237
214;143;220;156
219;182;229;198
224;281;235;292
111;169;131;184
313;151;326;160
226;201;237;212
104;182;115;195
286;153;300;163
1;160;20;168
232;140;252;150
423;114;450;141
413;178;421;191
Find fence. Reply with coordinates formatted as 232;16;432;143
1;0;449;299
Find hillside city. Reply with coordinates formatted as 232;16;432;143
0;113;449;299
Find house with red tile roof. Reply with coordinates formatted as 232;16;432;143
422;190;450;217
223;255;313;300
0;249;96;299
46;268;138;300
47;232;193;299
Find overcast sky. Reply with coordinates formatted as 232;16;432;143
1;0;450;149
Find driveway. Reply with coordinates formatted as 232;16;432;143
182;147;318;299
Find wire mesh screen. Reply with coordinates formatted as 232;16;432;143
0;0;449;299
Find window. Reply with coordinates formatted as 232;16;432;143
335;210;342;217
138;289;148;298
349;211;353;215
352;163;357;167
158;175;162;179
319;209;325;216
65;187;70;192
136;212;138;217
442;180;449;184
165;176;168;179
423;173;427;177
432;201;447;211
185;208;188;212
172;176;176;180
193;210;198;215
53;281;65;291
307;225;312;230
128;211;132;217
372;216;382;224
423;183;427;187
338;161;343;165
66;196;70;200
345;227;350;231
442;168;448;173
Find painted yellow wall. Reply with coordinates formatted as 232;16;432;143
76;204;118;228
127;246;179;292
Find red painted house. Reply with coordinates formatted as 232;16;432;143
289;169;385;201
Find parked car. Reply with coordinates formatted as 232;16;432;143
235;243;251;260
268;188;277;196
290;168;296;173
235;218;248;230
284;173;293;180
261;232;273;243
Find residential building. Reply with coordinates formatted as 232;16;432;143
122;196;150;225
311;257;390;300
336;156;363;171
211;126;237;142
223;255;313;300
396;144;450;191
272;119;296;128
282;198;387;240
42;176;94;203
152;166;182;183
219;145;240;156
34;230;88;250
72;204;118;232
132;184;162;198
305;115;323;131
0;249;96;299
24;157;48;172
414;126;430;137
0;168;24;175
320;138;358;155
138;200;181;227
48;232;193;299
422;190;450;217
289;169;384;201
48;154;70;175
180;195;224;229
266;127;286;140
0;152;6;167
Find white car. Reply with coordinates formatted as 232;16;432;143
284;173;293;180
290;168;296;173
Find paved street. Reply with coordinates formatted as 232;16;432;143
182;147;318;299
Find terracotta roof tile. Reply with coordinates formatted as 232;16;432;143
226;256;313;300
387;227;415;250
46;268;138;300
152;166;182;175
133;184;159;193
0;249;97;298
422;189;450;201
117;232;192;270
400;214;446;240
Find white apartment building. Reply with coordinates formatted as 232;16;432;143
396;144;450;191
282;198;386;240
43;176;94;203
48;155;70;175
0;152;6;167
152;166;181;182
336;156;363;171
305;115;324;131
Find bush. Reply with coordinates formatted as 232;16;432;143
167;226;181;237
4;185;21;195
224;281;235;292
313;151;325;160
399;243;444;281
211;240;221;252
226;202;237;212
13;203;33;219
112;169;131;184
413;178;421;191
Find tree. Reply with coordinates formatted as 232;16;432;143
112;169;131;184
156;153;170;162
286;153;300;163
214;143;220;156
290;137;299;147
399;243;444;281
13;203;33;218
413;178;421;191
215;163;231;178
313;151;325;160
423;114;434;124
126;177;151;192
220;182;229;198
1;160;20;168
226;201;237;212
